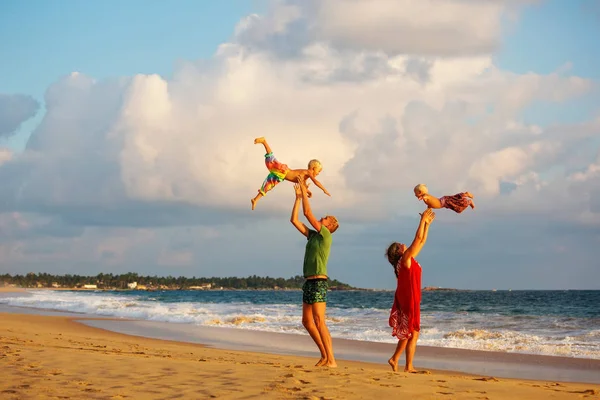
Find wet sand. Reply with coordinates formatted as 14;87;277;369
1;312;599;399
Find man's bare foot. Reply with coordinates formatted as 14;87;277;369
388;358;398;372
251;198;257;210
254;137;265;144
315;358;327;367
324;361;337;368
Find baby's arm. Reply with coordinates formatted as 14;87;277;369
422;194;442;209
308;172;331;196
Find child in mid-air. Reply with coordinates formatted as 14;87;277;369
414;184;475;214
251;137;331;210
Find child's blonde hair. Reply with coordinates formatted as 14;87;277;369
414;183;428;195
308;159;322;170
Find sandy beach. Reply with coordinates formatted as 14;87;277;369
1;310;598;400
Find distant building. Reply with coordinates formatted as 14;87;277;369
51;282;61;288
127;282;138;289
189;283;212;290
82;284;97;289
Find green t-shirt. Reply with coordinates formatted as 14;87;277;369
303;225;332;278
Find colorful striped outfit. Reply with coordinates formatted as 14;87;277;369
259;152;290;195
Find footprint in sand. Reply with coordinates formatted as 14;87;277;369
436;392;454;396
577;389;598;395
47;370;63;376
474;377;499;382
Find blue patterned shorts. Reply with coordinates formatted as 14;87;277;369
302;279;328;304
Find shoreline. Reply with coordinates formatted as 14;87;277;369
1;312;598;399
2;302;600;385
80;318;600;384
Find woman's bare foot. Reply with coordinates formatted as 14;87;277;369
254;137;265;144
315;358;327;367
388;358;398;372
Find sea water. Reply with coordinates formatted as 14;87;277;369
2;289;599;359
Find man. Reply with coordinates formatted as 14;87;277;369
290;182;339;367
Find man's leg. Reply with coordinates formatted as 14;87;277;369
302;302;327;366
311;302;337;367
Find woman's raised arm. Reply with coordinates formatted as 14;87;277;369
401;209;436;268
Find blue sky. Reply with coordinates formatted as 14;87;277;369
496;0;600;126
0;0;265;149
0;0;599;289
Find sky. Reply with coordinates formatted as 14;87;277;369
0;0;599;290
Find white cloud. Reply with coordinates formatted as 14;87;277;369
0;148;12;165
235;0;538;57
0;1;596;224
0;94;40;137
0;0;599;287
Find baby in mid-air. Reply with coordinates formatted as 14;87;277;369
251;137;331;210
414;184;475;214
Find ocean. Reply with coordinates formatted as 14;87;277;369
2;289;599;359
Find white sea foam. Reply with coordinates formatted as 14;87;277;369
2;290;599;359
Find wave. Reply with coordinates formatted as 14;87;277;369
1;290;599;359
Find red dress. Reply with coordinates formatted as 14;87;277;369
389;257;422;340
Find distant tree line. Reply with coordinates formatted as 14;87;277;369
0;272;358;290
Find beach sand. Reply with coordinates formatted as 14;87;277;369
0;286;27;293
1;312;599;399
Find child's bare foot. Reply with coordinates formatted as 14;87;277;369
388;358;398;372
251;198;257;210
315;357;327;367
254;137;265;144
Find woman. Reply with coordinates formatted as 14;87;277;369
386;208;436;373
290;182;339;368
